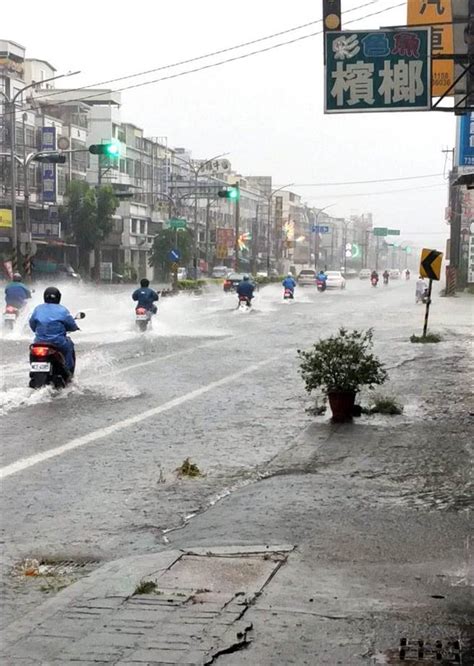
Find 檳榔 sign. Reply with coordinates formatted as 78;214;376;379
325;28;431;113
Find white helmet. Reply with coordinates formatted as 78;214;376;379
287;272;292;277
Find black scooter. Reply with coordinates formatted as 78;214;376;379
29;313;85;389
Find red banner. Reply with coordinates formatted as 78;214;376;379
216;228;235;248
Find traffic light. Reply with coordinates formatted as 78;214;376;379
88;142;120;157
218;186;240;201
33;152;66;164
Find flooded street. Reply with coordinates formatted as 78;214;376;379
1;278;472;663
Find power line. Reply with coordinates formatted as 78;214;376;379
26;0;384;105
19;1;405;111
304;182;446;199
279;173;445;187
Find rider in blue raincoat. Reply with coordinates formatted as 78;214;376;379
132;278;159;314
29;287;79;373
5;273;31;309
282;273;297;292
236;275;255;301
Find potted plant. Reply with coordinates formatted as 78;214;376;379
298;328;387;422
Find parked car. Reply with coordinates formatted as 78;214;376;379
389;269;401;279
297;269;317;286
223;273;256;292
177;267;188;280
211;265;229;279
325;270;346;289
359;269;371;280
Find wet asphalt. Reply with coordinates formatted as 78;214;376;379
0;279;472;658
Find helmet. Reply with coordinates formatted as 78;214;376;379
140;278;150;288
287;272;293;277
243;275;250;281
12;272;22;281
44;286;61;304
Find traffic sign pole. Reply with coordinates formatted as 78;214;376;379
422;279;433;338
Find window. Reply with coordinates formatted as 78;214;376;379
139;220;146;234
126;159;134;177
120;159;126;174
131;219;138;234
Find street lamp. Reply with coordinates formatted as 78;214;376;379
0;70;80;270
170;151;228;278
309;204;335;269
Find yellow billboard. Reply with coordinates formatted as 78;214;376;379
0;209;12;228
407;0;454;97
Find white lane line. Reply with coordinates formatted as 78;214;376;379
103;335;240;377
0;355;276;479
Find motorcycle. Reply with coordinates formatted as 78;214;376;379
316;279;327;292
371;277;378;287
29;313;85;390
421;288;430;305
3;304;19;329
383;276;389;285
135;306;153;332
283;288;294;300
238;295;252;312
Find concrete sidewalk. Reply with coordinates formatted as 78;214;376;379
1;545;294;665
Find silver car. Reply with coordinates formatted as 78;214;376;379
297;269;316;286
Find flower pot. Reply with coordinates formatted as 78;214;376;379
328;391;356;422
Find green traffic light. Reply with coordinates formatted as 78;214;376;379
106;143;120;156
228;188;239;199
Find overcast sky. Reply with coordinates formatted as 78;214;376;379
7;0;456;250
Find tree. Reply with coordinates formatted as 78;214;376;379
149;228;193;280
64;181;118;274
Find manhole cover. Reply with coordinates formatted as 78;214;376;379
158;553;283;595
381;637;474;664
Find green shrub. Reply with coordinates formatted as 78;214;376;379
177;279;207;291
369;395;403;415
410;333;442;343
298;328;388;395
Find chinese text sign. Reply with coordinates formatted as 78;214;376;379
325;29;431;113
457;112;474;167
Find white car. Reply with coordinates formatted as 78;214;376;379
325;270;346;289
359;269;371;280
389;269;401;279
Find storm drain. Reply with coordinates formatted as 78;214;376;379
383;637;474;664
12;557;100;577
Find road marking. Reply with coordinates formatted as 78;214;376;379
0;355;277;479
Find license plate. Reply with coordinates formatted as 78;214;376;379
30;362;51;372
136;314;148;321
4;313;16;320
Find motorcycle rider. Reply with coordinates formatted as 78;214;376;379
5;272;31;309
371;270;379;285
236;275;255;304
282;272;296;296
416;276;427;303
383;269;390;284
132;278;159;314
405;269;411;280
29;287;79;374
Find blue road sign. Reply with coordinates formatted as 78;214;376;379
312;225;330;233
168;248;181;262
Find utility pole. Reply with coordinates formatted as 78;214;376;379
262;183;293;275
234;182;240;271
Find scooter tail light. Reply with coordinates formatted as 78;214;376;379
5;305;17;313
31;345;51;357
